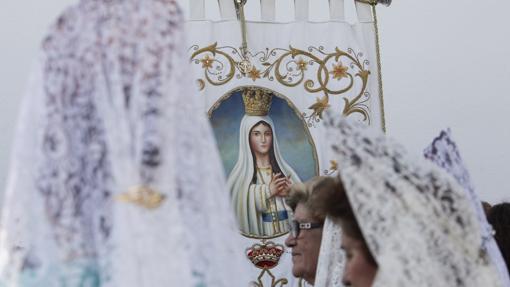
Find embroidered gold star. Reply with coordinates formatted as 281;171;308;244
330;63;349;80
248;68;261;81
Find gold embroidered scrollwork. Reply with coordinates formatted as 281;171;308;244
323;160;338;176
190;43;372;126
191;43;237;87
253;269;288;287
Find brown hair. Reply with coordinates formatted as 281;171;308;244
306;175;377;266
286;176;335;222
481;201;492;217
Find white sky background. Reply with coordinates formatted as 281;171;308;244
0;0;509;207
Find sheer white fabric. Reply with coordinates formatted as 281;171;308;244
314;216;345;287
321;116;505;287
424;129;510;287
0;0;250;286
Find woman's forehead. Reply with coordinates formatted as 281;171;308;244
251;122;272;132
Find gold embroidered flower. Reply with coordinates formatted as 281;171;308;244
296;57;308;71
330;63;349;80
358;69;370;81
200;54;214;69
308;96;330;120
248;68;261;81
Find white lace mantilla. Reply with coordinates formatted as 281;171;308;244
0;0;250;286
424;129;510;286
314;217;345;287
320;116;505;287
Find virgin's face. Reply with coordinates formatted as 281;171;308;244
249;123;273;155
341;232;377;287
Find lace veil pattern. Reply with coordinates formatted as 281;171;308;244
424;130;510;286
314;216;345;287
319;116;505;287
0;0;249;286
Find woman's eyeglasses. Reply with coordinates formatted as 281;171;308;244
289;220;323;238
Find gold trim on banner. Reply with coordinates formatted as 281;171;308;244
192;44;372;126
371;5;387;133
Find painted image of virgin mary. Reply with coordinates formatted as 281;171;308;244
227;89;301;237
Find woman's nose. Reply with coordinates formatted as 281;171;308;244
342;270;351;286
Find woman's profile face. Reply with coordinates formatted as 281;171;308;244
341;232;377;287
249;122;273;156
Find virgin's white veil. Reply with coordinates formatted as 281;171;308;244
0;0;250;286
226;115;300;235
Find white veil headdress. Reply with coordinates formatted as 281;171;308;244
424;129;510;286
314;216;345;287
227;115;300;235
318;116;505;287
0;0;250;286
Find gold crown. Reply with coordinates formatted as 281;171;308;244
242;88;272;116
246;242;284;269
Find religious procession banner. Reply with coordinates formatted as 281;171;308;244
186;0;387;285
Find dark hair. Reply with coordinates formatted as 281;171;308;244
481;201;492;217
309;175;377;266
249;121;283;184
488;202;510;276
